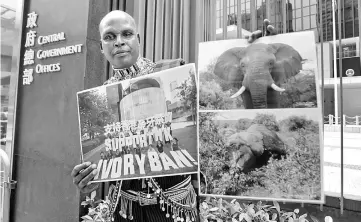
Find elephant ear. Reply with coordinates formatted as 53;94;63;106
269;43;303;84
213;47;247;86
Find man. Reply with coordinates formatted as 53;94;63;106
71;10;276;222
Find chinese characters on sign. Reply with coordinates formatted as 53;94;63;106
22;11;83;85
25;30;36;47
26;11;38;28
23;69;34;85
24;49;35;66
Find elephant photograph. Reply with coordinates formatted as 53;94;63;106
198;108;323;202
198;31;320;110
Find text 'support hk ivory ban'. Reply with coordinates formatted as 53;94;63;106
77;64;198;182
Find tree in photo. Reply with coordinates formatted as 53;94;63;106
176;68;197;125
78;89;117;141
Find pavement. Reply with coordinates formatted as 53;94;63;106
323;131;361;200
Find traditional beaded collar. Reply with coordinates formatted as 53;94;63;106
104;57;156;85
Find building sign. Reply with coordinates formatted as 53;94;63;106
22;11;83;85
336;57;361;77
346;68;355;77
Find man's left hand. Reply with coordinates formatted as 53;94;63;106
247;19;277;43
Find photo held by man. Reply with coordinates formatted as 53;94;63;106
70;10;277;222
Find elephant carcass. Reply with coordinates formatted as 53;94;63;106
225;124;286;172
247;124;286;154
225;132;259;172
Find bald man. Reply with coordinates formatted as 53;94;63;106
71;10;277;222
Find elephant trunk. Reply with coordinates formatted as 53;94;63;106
247;71;285;108
249;81;268;109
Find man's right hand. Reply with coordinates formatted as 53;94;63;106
71;162;99;193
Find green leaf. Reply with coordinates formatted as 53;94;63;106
94;200;102;204
81;201;89;206
239;213;246;221
272;213;278;220
273;201;281;213
310;215;320;222
81;215;93;220
299;213;307;219
91;190;96;200
209;207;219;212
294;209;300;214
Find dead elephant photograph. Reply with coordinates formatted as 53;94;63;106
198;109;323;202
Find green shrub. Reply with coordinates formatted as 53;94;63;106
252;114;280;131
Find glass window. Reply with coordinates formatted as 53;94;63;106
310;5;317;15
344;7;354;20
1;1;23;221
256;0;263;7
295;0;301;9
296;9;301;17
302;0;310;7
310;0;317;4
303;16;310;29
310;15;317;28
303;6;310;16
1;5;16;152
217;0;221;10
230;6;234;14
295;18;302;31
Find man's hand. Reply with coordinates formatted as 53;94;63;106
71;162;99;193
247;19;277;43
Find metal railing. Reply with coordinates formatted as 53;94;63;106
324;114;361;126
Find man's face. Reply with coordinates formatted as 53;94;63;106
100;16;140;69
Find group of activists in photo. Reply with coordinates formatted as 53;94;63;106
71;9;276;222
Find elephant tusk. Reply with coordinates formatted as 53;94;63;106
230;86;246;98
271;83;285;92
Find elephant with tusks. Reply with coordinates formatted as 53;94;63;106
214;43;303;109
225;124;286;172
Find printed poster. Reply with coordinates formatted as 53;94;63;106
197;31;324;203
77;64;198;182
